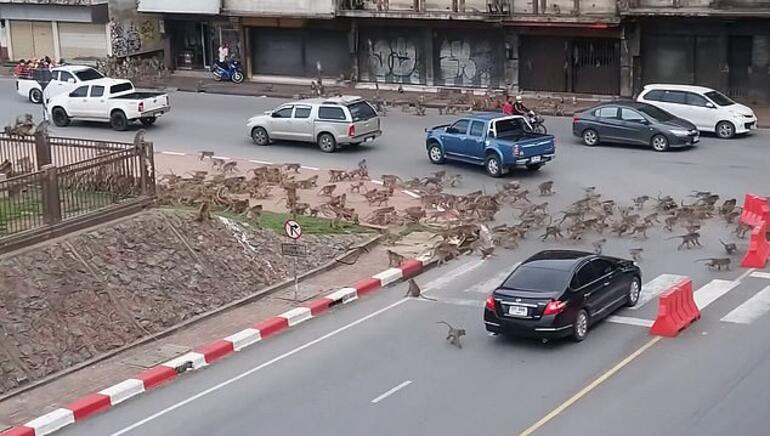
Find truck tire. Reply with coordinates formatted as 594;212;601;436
427;142;445;164
29;89;43;104
51;107;70;127
140;117;157;126
317;133;337;153
110;111;128;131
484;154;503;178
251;127;270;146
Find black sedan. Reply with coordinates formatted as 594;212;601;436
484;250;641;342
572;101;699;152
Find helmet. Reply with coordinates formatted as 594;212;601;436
515;96;523;103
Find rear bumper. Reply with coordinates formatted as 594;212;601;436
342;129;382;145
511;153;555;167
484;309;573;339
134;106;171;119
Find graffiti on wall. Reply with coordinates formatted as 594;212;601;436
437;38;498;87
109;18;162;57
362;36;425;84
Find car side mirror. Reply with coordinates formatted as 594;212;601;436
640;119;650;125
705;102;715;109
446;127;456;134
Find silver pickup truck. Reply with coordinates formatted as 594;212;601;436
47;78;171;131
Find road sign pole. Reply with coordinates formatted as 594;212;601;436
293;239;299;302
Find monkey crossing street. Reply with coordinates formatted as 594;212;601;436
4;78;770;436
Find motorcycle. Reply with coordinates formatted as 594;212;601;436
526;110;547;134
212;60;244;84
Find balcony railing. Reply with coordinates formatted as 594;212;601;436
620;0;770;14
339;0;619;18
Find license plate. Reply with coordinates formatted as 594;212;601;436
365;136;374;142
692;136;699;143
530;156;541;163
508;305;528;316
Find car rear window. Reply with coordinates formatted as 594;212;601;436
110;82;133;94
347;101;377;122
318;106;347;121
75;68;104;81
501;266;570;293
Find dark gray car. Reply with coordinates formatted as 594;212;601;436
572;101;700;152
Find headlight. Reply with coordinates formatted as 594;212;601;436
669;129;690;136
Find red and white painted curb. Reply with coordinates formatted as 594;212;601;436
1;255;434;436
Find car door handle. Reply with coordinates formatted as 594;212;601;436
585;292;593;297
603;282;611;287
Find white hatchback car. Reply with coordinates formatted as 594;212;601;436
636;84;757;139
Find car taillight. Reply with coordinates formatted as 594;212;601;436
485;295;496;311
572;114;580;123
543;299;567;316
138;102;144;112
347;124;356;137
513;144;522;157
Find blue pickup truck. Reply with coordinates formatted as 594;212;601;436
425;113;556;177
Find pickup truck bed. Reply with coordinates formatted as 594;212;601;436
111;91;166;100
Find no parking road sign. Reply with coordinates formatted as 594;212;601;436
284;220;302;240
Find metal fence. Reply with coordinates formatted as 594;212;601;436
0;133;154;249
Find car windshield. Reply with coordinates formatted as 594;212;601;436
638;105;675;122
704;91;735;107
495;118;531;138
501;266;570;293
74;68;104;81
348;101;377;122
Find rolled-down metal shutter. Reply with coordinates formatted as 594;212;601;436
58;23;108;60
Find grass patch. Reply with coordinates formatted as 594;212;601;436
254;211;373;235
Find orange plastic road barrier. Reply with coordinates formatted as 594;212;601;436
742;221;770;268
650;279;701;337
740;193;770;228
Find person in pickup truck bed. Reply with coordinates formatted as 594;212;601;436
513;95;530;115
14;60;27;77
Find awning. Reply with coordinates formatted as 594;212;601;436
137;0;221;15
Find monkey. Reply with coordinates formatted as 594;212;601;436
695;258;732;271
633;195;651;210
387;249;406;268
719;199;737;216
381;174;401;189
629;248;644;262
221;161;238;174
357;158;367;171
592;238;606;255
724;210;741;224
642;212;660;225
436;321;466;349
347;181;364;193
318;184;337;197
404;279;437;301
667;232;701;250
328;169;347;183
540;225;564;241
448;174;463;188
664;215;678;232
308;207;320;218
720;240;738;255
210;158;225;169
478;246;495;259
537;180;554;196
296;175;319;189
735;222;751;239
198;151;214;160
246;204;263;220
195;202;211;222
284;163;301;173
629;223;651;240
512;189;531;203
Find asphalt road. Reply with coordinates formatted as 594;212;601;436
5;78;770;435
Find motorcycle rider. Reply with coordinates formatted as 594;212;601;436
512;95;530;116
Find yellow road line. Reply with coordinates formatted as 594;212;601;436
519;336;662;436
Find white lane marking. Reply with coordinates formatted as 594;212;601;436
371;179;384;185
402;190;421;199
108;298;410;436
249;159;273;165
212;155;231;160
421;259;487;294
301;165;320;171
464;269;513;294
721;285;770;324
607;316;654;328
371;380;413;404
736;268;757;282
629;274;687;310
160;151;187;156
694;279;740;310
424;297;484;308
750;272;770;280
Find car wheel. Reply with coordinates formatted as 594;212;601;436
716;121;735;139
251;127;270;146
318;133;337;153
428;142;445;164
625;277;641;307
51;107;70;127
484;154;503;178
651;134;669;152
110;111;128;131
525;163;543;171
140;117;157;126
29;89;43;104
572;309;589;342
582;129;599;146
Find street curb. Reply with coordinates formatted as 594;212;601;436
1;254;438;436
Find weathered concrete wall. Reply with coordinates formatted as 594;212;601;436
108;0;162;57
358;28;428;84
224;0;335;16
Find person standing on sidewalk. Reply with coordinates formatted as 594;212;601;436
217;43;229;68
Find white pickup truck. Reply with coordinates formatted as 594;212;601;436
16;65;104;104
47;78;171;131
